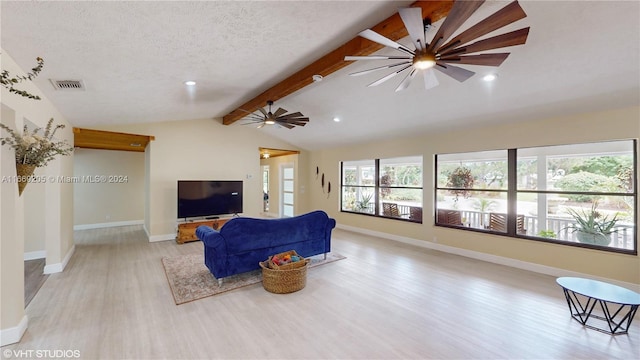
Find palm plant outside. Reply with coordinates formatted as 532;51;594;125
472;198;497;226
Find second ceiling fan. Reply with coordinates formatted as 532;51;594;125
345;0;530;91
241;100;309;129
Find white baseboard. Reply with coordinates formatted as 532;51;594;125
148;233;175;243
336;224;640;292
143;223;175;243
73;220;144;231
44;244;75;274
24;250;46;261
0;315;28;346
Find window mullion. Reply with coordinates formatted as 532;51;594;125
374;159;380;215
508;149;518;236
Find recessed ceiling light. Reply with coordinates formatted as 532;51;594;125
482;74;497;82
184;81;196;86
333;117;340;122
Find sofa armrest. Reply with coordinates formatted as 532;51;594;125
196;226;227;253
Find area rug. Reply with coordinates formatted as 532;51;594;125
161;252;346;305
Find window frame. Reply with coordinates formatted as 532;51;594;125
341;157;423;223
435;140;637;255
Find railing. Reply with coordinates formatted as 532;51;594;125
348;203;635;250
456;209;635;250
348;203;414;216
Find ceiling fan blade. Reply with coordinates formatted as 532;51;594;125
441;28;530;57
349;62;412;77
273;108;288;117
257;107;268;117
434;62;475;82
280;120;309;127
257;123;265;129
438;1;527;53
423;69;439;90
399;7;427;51
278;118;308;123
277;112;304;119
358;29;414;55
278;123;295;129
281;117;309;123
368;64;412;87
243;113;264;120
395;68;418;92
440;53;510;66
427;0;485;52
345;55;412;61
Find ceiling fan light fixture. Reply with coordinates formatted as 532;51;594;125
413;53;436;70
265;119;276;125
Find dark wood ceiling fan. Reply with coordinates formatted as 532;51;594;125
344;0;530;91
241;100;309;129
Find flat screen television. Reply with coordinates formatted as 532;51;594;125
177;180;243;219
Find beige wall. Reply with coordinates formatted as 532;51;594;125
73;148;145;226
309;106;640;284
24;165;46;255
101;119;301;239
1;103;25;339
0;50;74;343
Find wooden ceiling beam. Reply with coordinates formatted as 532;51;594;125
259;147;300;159
73;128;155;152
223;0;454;125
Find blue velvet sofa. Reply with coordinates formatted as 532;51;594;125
195;210;336;284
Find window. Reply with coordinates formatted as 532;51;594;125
341;156;423;223
435;140;637;254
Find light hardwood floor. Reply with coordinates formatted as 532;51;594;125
24;259;48;307
4;225;639;359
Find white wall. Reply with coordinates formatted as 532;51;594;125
0;50;74;345
309;106;640;284
73;148;145;228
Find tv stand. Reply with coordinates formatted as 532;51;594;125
176;218;230;244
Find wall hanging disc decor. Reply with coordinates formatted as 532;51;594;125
316;167;331;198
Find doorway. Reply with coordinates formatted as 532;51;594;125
259;147;299;218
281;163;295;217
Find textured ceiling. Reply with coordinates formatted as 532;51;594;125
2;1;639;151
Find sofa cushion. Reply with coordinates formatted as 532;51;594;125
221;211;329;254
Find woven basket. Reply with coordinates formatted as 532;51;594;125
16;164;36;196
260;259;309;294
268;250;306;270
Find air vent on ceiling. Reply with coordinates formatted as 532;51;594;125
50;79;85;91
